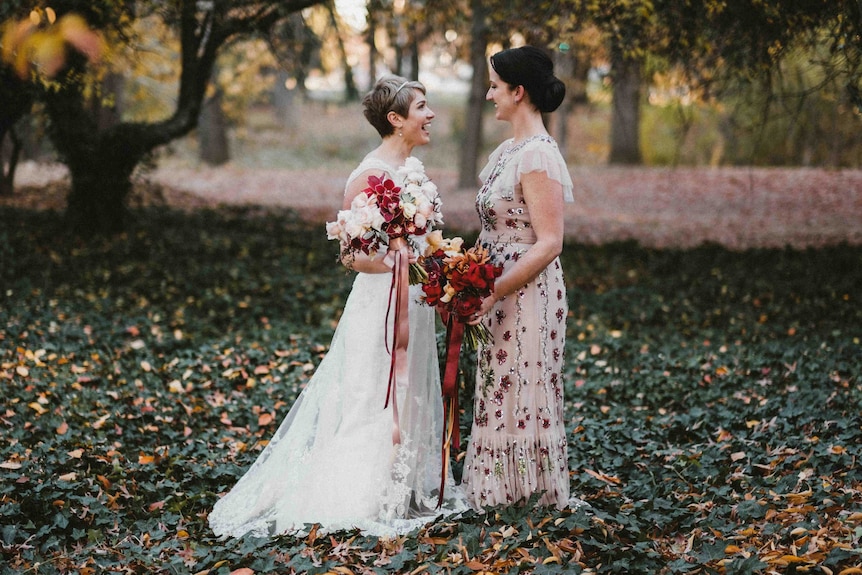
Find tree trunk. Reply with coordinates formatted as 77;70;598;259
65;159;135;236
458;0;488;189
409;32;420;81
553;50;574;158
366;3;379;89
326;1;358;101
199;86;230;165
1;66;33;194
609;48;642;165
1;127;22;197
274;71;299;128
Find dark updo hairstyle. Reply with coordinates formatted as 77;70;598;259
362;74;426;137
490;46;565;114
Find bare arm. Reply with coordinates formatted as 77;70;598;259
471;170;565;320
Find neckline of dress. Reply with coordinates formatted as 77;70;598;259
364;154;414;170
504;134;553;154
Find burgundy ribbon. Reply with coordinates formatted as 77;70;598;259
384;237;410;446
437;311;465;508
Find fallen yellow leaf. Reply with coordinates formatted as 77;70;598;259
28;402;47;415
58;472;77;481
16;366;29;377
777;555;809;564
67;449;83;459
56;421;68;435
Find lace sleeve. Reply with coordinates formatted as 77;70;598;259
514;141;574;203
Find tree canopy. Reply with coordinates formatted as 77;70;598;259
1;0;325;234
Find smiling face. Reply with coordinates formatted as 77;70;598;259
486;67;516;122
392;89;435;147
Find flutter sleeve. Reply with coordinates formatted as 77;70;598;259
514;140;574;203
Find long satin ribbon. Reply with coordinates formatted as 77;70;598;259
384;238;410;446
437;311;465;508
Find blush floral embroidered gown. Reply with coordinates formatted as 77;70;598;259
461;135;574;509
208;156;466;538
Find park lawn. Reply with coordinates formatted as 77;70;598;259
1;205;860;574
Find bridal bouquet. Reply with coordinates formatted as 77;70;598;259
419;231;503;349
326;157;442;282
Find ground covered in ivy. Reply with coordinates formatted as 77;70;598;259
1;205;860;574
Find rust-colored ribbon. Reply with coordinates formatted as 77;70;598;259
437;311;465;508
383;237;410;446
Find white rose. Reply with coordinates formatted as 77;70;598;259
416;198;432;217
366;206;385;229
345;220;364;239
401;201;418;219
351;193;371;209
420;181;437;200
402;157;423;173
404;183;422;196
325;220;342;240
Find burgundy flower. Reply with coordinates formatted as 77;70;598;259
421;280;443;306
496;349;508;365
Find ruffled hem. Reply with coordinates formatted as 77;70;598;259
461;430;569;509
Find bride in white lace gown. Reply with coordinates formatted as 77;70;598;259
208;76;467;539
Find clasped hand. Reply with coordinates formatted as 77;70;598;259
467;294;497;325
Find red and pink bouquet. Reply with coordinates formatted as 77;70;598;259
419;230;503;349
326;157;442;282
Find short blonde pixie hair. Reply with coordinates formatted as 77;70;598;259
362;75;426;138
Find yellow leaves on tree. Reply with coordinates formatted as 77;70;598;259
1;8;106;79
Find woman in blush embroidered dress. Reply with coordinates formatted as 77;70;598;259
208;75;466;539
463;46;574;509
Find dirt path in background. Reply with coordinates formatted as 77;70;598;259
8;162;862;250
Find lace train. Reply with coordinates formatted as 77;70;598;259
209;273;467;538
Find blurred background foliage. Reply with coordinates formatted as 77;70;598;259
1;0;861;234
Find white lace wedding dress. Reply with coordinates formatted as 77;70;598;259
208;157;467;538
